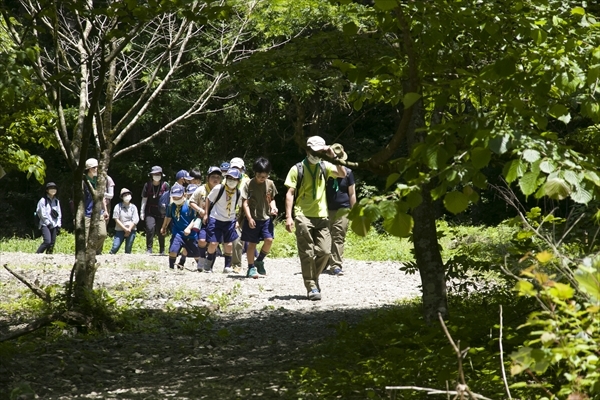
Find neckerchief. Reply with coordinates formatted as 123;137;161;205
303;158;319;199
225;185;237;213
86;175;98;189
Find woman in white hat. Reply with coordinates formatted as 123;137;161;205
109;188;140;254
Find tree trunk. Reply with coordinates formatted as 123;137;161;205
412;183;448;322
405;88;448;322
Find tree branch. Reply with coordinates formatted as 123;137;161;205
3;264;51;303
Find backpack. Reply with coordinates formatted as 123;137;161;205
34;197;50;228
207;185;240;218
294;160;326;204
158;189;171;218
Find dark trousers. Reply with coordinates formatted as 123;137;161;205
36;225;57;254
145;215;165;253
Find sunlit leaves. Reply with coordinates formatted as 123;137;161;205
443;191;469;214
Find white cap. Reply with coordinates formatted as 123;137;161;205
306;136;327;152
230;157;245;170
85;158;98;169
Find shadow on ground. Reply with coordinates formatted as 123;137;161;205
0;306;386;399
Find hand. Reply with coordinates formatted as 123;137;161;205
248;217;256;229
270;207;278;216
160;227;166;236
140;212;145;221
202;215;208;225
103;213;110;221
184;227;191;236
285;216;294;233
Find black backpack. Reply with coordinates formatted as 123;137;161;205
207;185;240;217
294;160;326;204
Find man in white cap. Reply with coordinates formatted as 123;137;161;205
83;158;108;254
284;136;346;300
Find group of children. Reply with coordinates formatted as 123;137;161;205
155;157;278;278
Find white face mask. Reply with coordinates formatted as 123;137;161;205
48;189;57;196
152;175;162;182
307;154;321;164
123;195;132;203
226;179;238;189
172;197;185;205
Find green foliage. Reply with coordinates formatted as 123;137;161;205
292;291;535;399
511;258;600;398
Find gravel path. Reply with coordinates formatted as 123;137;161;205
0;252;422;399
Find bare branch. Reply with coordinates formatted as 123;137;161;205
0;314;57;342
499;305;513;400
385;386;493;400
3;264;51;303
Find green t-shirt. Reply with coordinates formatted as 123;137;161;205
241;178;278;220
284;160;337;218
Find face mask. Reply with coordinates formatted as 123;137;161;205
48;189;57;196
226;179;238;189
90;170;98;178
152;175;161;182
307;154;321;164
123;195;132;203
172;197;185;205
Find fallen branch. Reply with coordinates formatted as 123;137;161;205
0;313;58;342
385;386;493;400
3;263;51;303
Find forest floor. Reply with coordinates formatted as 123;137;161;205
0;252;421;399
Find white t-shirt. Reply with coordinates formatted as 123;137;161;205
207;184;241;222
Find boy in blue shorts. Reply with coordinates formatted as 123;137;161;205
160;184;200;270
241;157;278;278
191;166;222;271
202;169;242;273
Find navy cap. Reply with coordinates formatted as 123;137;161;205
175;169;192;181
207;166;222;176
171;184;185;197
225;168;242;180
186;184;198;194
220;162;230;172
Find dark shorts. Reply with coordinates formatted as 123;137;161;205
197;227;207;242
241;218;274;243
206;218;238;244
169;233;201;257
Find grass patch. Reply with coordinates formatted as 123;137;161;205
291;289;537;399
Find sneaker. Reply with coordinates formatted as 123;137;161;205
255;260;266;275
176;264;185;270
232;265;242;274
247;266;259;279
146;249;152;255
203;260;213;273
223;266;233;274
332;266;344;276
197;258;206;272
307;288;321;301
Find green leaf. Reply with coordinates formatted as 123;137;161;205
544;178;571;200
443;191;469;214
342;22;358;36
539;159;556;174
504;159;525;183
575;264;600;301
383;210;413;237
515;280;537;296
571;6;585;15
549;282;574;300
571;186;593;204
386;173;401;189
402;92;421;109
351;215;371;237
518;171;539;196
406;191;422;208
489;134;511;154
470;147;491;169
378;200;396;220
522;149;541;163
549;104;571;124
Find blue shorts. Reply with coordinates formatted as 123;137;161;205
169;233;201;257
241;218;274;243
206;218;238;244
198;227;207;242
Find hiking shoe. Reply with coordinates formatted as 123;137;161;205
332;267;344;276
203;261;213;273
307;288;321;301
247;266;259;279
232;265;242;274
197;258;206;272
255;260;266;275
223;266;233;274
176;264;185;270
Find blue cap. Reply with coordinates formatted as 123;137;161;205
220;162;230;172
224;168;241;180
171;184;185;197
186;184;198;194
207;166;222;176
176;169;192;181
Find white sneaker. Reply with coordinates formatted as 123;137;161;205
223;266;233;274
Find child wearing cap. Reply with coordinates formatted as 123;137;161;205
241;157;278;278
109;188;140;254
175;184;199;268
202;169;242;273
141;166;170;254
160;184;200;270
36;182;62;254
229;157;251;273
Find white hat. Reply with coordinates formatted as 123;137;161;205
85;158;98;169
306;136;327;152
230;157;245;169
